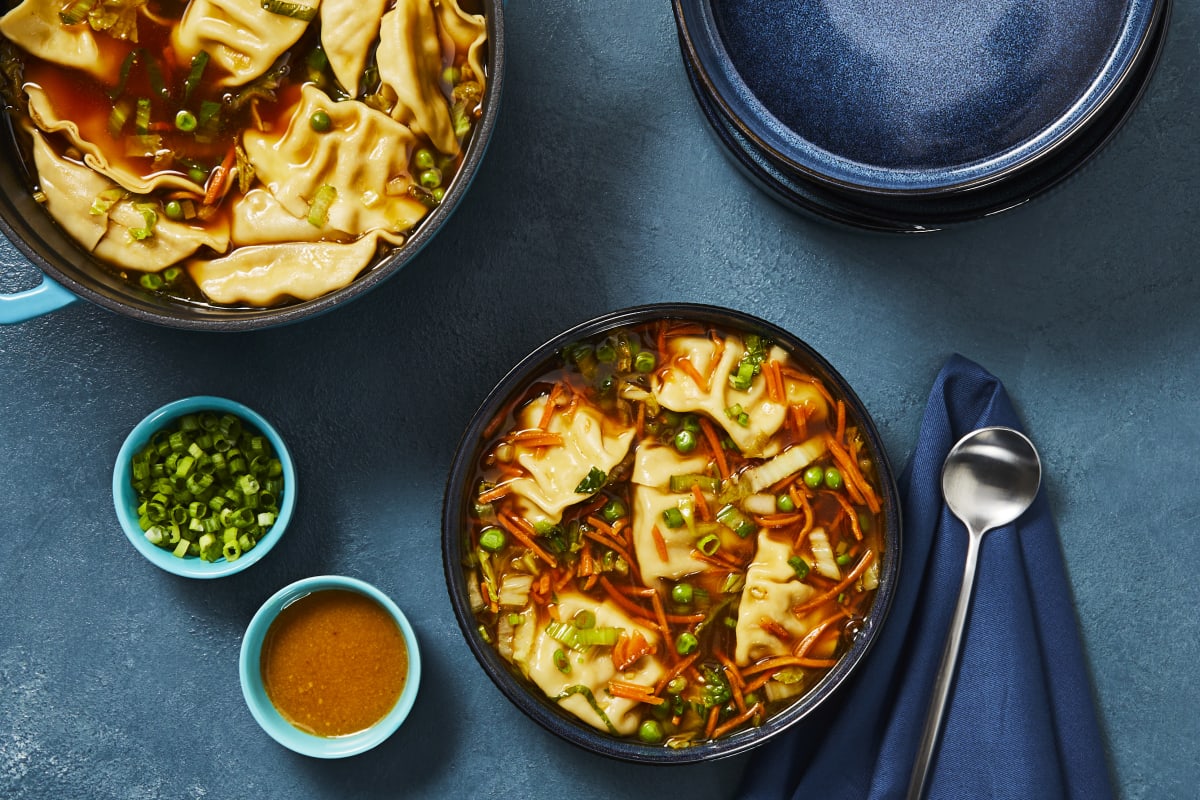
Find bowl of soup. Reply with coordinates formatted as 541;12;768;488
441;303;901;763
0;0;504;329
240;575;421;758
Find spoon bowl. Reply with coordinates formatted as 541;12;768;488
906;426;1041;799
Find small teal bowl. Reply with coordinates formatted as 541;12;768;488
239;575;422;758
112;396;297;578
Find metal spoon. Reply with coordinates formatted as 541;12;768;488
905;426;1042;800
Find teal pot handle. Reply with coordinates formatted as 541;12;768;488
0;273;78;324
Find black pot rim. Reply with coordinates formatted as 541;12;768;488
441;302;903;764
0;0;505;331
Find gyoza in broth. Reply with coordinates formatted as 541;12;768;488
0;0;486;307
465;319;885;747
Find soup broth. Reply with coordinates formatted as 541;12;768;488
462;318;887;747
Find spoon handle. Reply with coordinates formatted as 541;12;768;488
905;529;983;800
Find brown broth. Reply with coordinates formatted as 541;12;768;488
261;589;408;737
463;320;887;747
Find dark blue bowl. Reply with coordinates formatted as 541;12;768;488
441;304;902;763
676;0;1167;196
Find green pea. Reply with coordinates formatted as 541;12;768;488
803;465;824;489
478;526;506;552
188;166;207;184
164;200;184;221
595;342;616;363
671;583;694;605
836;552;853;566
824;467;843;490
637;719;664;744
601;497;626;522
432;187;446;202
420;168;442;189
674;428;698;454
634;351;656;373
442;65;461;86
776;494;795;513
174;110;197;132
667;676;688;695
309;110;332;132
675;631;699;655
414;148;436;169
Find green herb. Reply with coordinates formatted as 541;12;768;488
716;504;756;538
182;51;209;103
260;0;317;20
307;184;337;227
574;466;607;495
552;685;618;735
788;556;809;580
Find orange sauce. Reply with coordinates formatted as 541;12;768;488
261;589;408;737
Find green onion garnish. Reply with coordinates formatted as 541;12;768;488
130;411;283;562
260;0;317;20
182;50;209;103
307;184;336;227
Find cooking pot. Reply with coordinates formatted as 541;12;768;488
0;0;504;330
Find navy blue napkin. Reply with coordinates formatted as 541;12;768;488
737;354;1113;800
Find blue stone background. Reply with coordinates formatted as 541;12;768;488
1;2;1196;798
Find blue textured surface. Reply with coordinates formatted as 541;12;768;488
684;0;1160;190
1;2;1198;799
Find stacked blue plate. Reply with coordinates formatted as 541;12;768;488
673;0;1171;231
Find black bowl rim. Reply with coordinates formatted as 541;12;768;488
441;302;902;764
0;0;505;331
672;0;1169;198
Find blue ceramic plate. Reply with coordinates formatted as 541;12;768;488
674;0;1170;229
676;0;1165;194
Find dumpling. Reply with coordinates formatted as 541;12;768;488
32;129;230;272
172;0;316;88
629;443;712;584
187;229;403;305
507;395;636;526
25;85;201;196
433;0;487;89
242;84;429;237
654;335;828;457
734;530;817;665
319;0;388;97
0;0;124;82
513;591;665;736
376;0;459;155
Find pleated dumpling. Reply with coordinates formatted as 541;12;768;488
31;130;230;272
242;84;429;237
319;0;388;97
433;0;488;93
0;0;124;81
172;0;317;87
187;229;404;306
376;0;458;155
25;85;200;196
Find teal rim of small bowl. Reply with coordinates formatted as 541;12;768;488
112;395;297;578
238;575;422;758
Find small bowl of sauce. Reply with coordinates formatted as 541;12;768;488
239;575;421;757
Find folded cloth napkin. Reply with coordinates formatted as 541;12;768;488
737;354;1113;800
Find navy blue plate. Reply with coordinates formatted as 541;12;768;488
675;0;1170;230
677;0;1165;195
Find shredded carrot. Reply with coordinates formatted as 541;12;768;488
536;384;563;430
790;488;815;548
585;515;615;537
581;529;640;584
759;617;793;641
582;573;598;590
481;581;497;613
790;404;809;440
825;435;881;513
767;360;786;403
741;655;838;678
779;367;837;409
676;356;708;389
792;613;846;658
835;399;846;443
578;544;594;577
476;482;514;504
655;652;700;694
831;490;864;540
497;513;558;568
697;416;729;479
612;630;656;671
712;702;763;739
607;680;665;705
691;483;709;520
651;525;669;562
203;145;236;206
507;430;565;448
792;549;875;614
635;400;646;439
597;576;657;622
704;704;721;739
553;566;575;592
715;653;748;713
